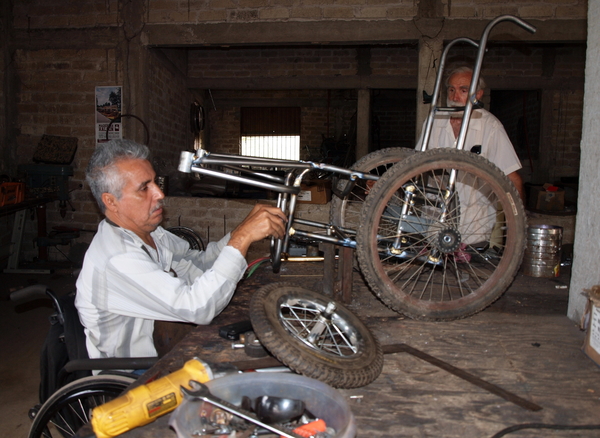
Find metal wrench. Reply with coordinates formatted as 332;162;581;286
181;381;303;438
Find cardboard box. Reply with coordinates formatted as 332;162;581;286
297;180;332;204
528;183;565;212
582;286;600;367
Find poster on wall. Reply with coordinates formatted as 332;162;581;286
95;86;122;143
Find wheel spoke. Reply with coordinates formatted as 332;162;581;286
357;149;526;320
279;300;359;357
30;376;135;438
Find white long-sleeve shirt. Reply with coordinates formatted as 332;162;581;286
75;220;247;359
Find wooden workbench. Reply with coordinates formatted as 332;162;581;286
79;261;600;438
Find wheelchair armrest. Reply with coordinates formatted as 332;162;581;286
64;357;159;373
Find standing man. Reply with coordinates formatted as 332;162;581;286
416;66;525;201
75;139;287;361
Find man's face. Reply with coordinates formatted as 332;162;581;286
446;71;472;107
104;158;165;237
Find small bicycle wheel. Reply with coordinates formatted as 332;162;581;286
356;148;527;321
28;374;135;438
330;147;415;231
250;282;383;388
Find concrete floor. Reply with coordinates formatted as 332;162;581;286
0;263;79;438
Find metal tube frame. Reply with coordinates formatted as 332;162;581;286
177;15;535;258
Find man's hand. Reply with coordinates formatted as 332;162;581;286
227;204;287;256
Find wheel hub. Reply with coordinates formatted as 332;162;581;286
435;228;461;254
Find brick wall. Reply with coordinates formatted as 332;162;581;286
548;88;583;179
447;0;587;19
10;44;195;262
372;89;417;150
12;0;119;29
3;0;588;266
161;196;332;260
437;43;584;177
188;47;360;79
12;0;586;28
13;47;118;259
146;49;195;180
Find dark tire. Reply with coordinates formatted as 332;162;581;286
330;148;415;231
356;148;527;321
28;375;135;438
250;283;383;388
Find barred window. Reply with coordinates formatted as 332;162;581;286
240;107;301;160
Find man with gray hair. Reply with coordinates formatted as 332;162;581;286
75;139;286;361
415;65;524;199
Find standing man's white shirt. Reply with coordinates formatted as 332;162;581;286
415;108;522;176
415;109;523;244
75;220;247;359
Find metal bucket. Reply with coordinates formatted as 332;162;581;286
523;225;562;278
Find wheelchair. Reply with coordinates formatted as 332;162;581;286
10;285;158;438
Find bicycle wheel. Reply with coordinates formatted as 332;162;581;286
330;148;415;231
356;148;527;321
250;282;383;389
28;374;135;438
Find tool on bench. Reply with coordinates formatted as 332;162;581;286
171;381;303;438
90;358;237;438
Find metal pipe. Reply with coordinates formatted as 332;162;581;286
190;166;300;194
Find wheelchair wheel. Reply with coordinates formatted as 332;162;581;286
28;374;135;438
167;226;205;251
250;282;383;389
330;147;415;231
356;148;527;321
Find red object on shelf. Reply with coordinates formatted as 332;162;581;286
0;182;25;207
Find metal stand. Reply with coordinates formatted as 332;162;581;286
2;199;53;274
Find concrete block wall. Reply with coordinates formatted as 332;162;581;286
2;0;588;266
189;45;420;79
12;0;120;29
11;0;587;29
161;196;332;260
448;0;587;19
12;47;118;258
189;47;359;79
146;50;195;178
144;0;418;24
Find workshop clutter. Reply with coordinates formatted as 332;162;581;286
91;358;213;438
528;183;565;212
297;179;332;204
0;182;25;206
170;372;356;438
582;285;600;368
91;357;355;438
522;224;563;278
18;164;73;200
32;134;78;165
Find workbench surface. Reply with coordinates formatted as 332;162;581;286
98;261;599;438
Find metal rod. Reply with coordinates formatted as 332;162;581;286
190;166;300;194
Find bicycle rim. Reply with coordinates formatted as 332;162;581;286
356;149;526;321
